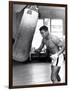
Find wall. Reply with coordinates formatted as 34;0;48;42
13;3;65;48
0;0;69;90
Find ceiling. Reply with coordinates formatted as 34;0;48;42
13;4;65;19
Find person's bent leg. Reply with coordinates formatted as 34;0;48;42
51;65;57;83
51;65;61;83
56;66;61;81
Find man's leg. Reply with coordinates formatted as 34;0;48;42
51;65;57;83
56;54;64;81
56;66;61;81
51;65;61;83
51;54;64;83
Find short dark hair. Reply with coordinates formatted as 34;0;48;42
39;25;48;32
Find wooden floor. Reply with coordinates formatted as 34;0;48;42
13;61;65;86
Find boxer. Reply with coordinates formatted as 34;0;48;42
35;25;65;83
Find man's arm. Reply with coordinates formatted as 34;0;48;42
35;39;44;53
52;36;65;56
57;39;65;56
50;36;65;61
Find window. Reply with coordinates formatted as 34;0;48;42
51;19;63;38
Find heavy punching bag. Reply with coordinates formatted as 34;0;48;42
13;5;38;62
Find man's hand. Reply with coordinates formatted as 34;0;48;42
34;49;40;53
50;53;59;61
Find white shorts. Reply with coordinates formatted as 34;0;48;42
52;54;64;66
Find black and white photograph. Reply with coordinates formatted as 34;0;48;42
9;1;67;88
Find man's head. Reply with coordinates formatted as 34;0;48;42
39;25;49;38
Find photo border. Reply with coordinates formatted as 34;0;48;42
9;1;67;89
